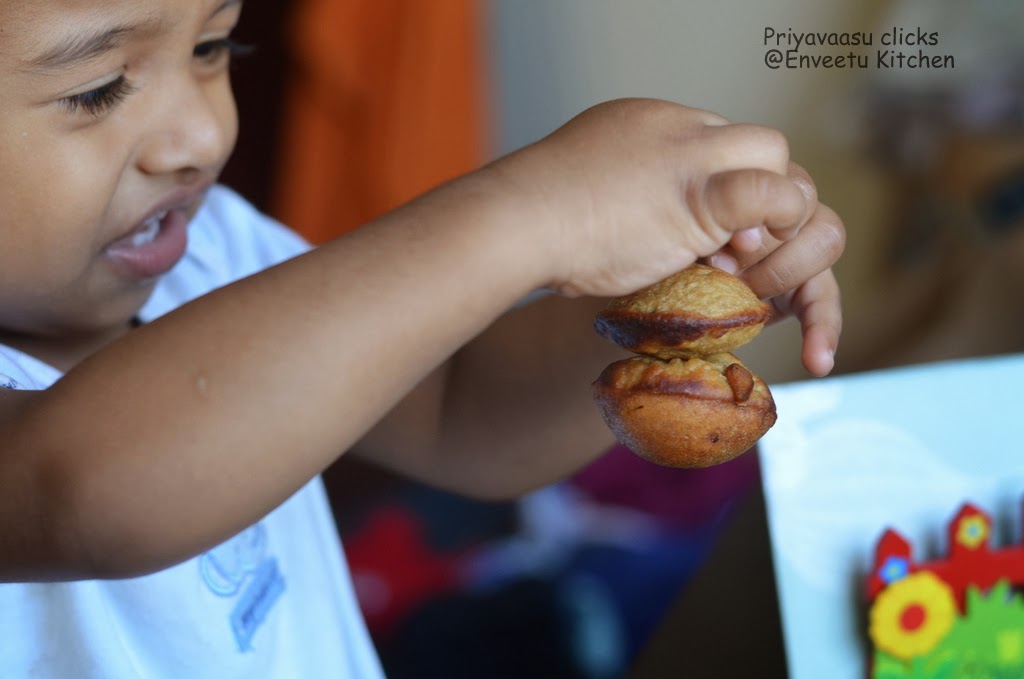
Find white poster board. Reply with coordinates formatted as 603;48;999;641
759;354;1024;678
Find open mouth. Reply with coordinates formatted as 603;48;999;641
129;210;168;247
104;208;189;280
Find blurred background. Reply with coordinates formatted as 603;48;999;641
219;0;1024;676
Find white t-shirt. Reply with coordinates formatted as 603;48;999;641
0;186;385;678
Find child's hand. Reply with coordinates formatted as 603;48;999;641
706;161;844;376
487;98;844;374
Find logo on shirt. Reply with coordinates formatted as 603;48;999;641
199;523;286;652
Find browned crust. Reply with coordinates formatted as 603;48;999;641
593;306;772;357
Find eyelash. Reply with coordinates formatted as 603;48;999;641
59;38;252;117
194;37;253;63
60;76;136;116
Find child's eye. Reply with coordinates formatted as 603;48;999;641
60;76;135;117
193;38;253;64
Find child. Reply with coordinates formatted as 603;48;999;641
0;0;844;676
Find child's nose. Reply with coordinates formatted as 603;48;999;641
136;74;237;178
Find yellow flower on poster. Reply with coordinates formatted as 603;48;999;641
869;571;956;660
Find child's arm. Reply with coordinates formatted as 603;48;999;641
0;99;841;581
354;195;843;499
350;295;629;498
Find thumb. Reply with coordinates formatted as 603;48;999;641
690;169;809;249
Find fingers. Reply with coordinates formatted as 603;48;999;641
697;123;791;174
772;162;818;242
691;168;809;245
697;163;844;377
683;122;842;376
706;162;819;264
772;270;843;376
740;202;846;301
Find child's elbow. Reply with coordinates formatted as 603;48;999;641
45;466;190;581
1;447;173;583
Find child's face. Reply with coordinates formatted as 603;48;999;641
0;0;241;346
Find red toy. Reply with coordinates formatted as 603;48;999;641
865;502;1024;677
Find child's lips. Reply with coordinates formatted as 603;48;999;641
104;208;189;280
103;181;212;280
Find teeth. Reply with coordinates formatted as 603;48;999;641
131;211;167;246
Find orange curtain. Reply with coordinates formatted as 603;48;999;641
272;0;487;244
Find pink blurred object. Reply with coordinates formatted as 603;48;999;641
570;444;760;528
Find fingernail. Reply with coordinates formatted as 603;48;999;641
741;226;763;251
710;253;738;274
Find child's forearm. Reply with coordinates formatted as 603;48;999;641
355;294;627;499
444;295;629;495
0;171;548;581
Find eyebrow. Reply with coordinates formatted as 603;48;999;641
25;19;160;72
25;0;242;73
